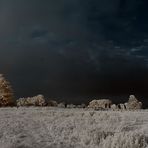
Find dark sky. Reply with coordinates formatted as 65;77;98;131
0;0;148;106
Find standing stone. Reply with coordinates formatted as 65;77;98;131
88;99;112;109
46;100;58;107
17;94;46;107
111;104;117;110
125;95;142;110
58;102;66;108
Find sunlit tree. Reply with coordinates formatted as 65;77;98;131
0;74;14;106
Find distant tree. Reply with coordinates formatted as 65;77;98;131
0;74;14;106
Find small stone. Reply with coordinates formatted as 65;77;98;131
67;104;76;108
46;100;58;107
58;102;66;108
111;104;117;110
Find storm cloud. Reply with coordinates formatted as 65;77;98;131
0;0;148;106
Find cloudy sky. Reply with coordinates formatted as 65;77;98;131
0;0;148;106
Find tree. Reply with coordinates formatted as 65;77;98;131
0;74;14;106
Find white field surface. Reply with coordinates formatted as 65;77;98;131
0;107;148;148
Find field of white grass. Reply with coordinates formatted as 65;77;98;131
0;107;148;148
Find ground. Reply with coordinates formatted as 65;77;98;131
0;107;148;148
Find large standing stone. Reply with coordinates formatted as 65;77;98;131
88;99;112;109
17;94;46;107
125;95;142;110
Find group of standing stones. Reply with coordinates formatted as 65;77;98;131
16;95;46;107
16;94;142;111
88;95;142;110
16;95;60;107
16;95;86;108
16;96;86;108
0;74;143;110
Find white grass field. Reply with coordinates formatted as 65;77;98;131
0;107;148;148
